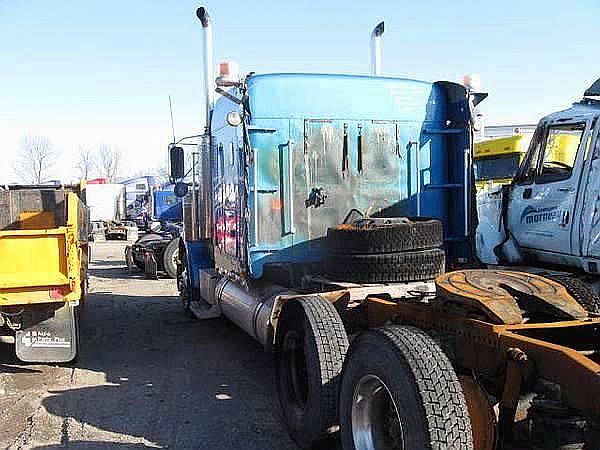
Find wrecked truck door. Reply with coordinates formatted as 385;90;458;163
507;121;592;259
577;118;600;264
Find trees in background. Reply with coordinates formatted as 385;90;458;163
14;134;58;184
76;146;94;180
74;144;123;182
95;144;122;182
10;135;127;184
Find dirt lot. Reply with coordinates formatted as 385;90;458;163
0;242;298;449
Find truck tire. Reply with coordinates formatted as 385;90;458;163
132;234;162;270
276;296;349;449
327;217;443;254
326;248;445;283
545;275;600;314
136;233;163;244
340;326;473;450
162;238;179;279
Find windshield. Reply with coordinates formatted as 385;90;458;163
474;154;522;181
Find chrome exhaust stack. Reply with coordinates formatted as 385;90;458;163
370;21;384;76
197;7;215;127
195;6;214;240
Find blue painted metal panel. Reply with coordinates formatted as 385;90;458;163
154;187;183;222
247;73;443;122
186;240;212;289
207;73;472;278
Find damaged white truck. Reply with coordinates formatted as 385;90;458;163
477;77;600;310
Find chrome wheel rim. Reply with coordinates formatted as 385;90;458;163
352;374;404;450
172;248;179;269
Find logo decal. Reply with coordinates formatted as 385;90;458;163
520;205;560;225
21;330;71;348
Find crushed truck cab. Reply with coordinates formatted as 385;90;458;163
477;78;600;272
0;185;88;362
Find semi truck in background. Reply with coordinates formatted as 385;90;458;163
167;8;600;450
122;175;165;229
86;182;137;241
0;184;88;363
125;184;183;279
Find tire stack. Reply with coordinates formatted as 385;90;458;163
325;217;445;283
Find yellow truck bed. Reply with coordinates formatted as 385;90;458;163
0;190;88;306
0;187;88;362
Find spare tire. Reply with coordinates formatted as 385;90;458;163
327;217;443;255
326;248;445;283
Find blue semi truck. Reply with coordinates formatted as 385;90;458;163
125;184;183;278
167;7;600;450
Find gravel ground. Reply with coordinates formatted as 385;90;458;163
0;241;298;450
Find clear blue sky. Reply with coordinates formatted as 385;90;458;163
0;0;598;182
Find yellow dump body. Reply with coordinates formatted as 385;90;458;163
0;189;88;307
474;134;532;189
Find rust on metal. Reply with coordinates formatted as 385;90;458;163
366;274;600;418
436;270;588;324
499;349;527;444
459;375;497;450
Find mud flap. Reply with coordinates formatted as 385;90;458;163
125;245;135;273
144;250;158;279
15;303;78;363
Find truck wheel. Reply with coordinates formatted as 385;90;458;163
162;238;179;279
326;248;445;283
276;296;349;449
546;275;600;314
340;326;473;450
327;217;443;254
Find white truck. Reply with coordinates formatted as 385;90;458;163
85;183;137;241
477;77;600;308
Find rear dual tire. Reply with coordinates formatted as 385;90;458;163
276;296;349;449
339;326;473;450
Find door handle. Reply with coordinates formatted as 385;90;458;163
523;188;532;199
560;210;570;227
558;187;575;193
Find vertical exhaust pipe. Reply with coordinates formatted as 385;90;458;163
370;21;384;76
195;6;214;240
197;7;215;130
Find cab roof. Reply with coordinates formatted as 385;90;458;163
244;73;457;122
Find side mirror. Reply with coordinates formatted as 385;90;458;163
170;146;185;180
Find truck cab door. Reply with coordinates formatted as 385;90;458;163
576;118;600;260
507;121;592;258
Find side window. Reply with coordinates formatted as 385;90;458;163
516;129;543;184
537;123;585;183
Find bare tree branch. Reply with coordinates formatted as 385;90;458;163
76;146;94;180
95;144;122;182
14;134;58;184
